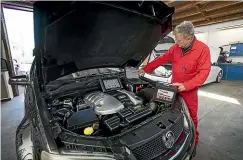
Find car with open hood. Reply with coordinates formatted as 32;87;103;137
9;1;196;160
144;37;223;84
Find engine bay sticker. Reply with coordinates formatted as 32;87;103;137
156;89;174;102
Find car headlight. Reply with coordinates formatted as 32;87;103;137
41;151;116;160
181;99;191;130
183;115;189;130
182;102;190;117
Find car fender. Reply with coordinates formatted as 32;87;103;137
212;66;223;81
16;117;34;160
215;66;223;74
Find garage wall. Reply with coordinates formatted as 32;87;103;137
1;39;14;100
194;19;243;48
168;19;243;48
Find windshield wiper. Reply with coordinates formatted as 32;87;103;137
47;76;99;92
47;80;78;91
47;69;124;92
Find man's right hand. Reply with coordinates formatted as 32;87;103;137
137;68;145;76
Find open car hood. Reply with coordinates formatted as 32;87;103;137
33;1;174;85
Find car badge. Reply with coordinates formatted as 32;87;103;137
163;131;175;149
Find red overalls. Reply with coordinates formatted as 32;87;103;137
144;38;211;146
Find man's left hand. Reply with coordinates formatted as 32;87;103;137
172;83;186;92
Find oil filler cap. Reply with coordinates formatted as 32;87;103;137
84;127;94;135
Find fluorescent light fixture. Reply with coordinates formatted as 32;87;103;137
198;91;241;105
217;24;243;30
229;41;243;45
195;31;205;34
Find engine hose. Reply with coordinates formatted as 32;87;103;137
62;104;73;109
55;111;65;117
149;100;157;112
51;103;63;107
63;114;68;126
63;112;72;125
53;108;74;115
53;116;63;122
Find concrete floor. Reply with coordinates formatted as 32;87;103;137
1;80;243;160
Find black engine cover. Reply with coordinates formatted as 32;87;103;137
67;108;98;131
103;90;153;132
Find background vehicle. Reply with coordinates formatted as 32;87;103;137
9;2;196;160
144;37;223;84
17;56;34;75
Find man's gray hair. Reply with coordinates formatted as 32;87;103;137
174;21;195;38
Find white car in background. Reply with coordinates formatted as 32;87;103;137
143;36;223;85
17;56;34;75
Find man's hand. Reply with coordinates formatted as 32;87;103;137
137;68;145;76
172;83;186;92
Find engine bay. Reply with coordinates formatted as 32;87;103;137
47;76;177;137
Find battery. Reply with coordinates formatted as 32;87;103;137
152;82;177;104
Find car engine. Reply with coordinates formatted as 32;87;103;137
48;76;174;137
84;91;125;116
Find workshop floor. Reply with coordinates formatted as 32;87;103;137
1;80;243;160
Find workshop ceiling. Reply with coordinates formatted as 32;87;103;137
2;1;243;28
164;0;243;27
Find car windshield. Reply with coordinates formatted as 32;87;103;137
155;50;167;53
158;36;175;44
147;50;172;78
46;67;125;91
56;67;124;80
154;50;168;56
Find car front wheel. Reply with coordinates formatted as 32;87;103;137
216;71;223;83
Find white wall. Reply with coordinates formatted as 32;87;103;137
168;19;243;48
194;19;243;48
166;20;243;63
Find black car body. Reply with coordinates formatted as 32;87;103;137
10;1;195;160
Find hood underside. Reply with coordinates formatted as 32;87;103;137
33;1;174;83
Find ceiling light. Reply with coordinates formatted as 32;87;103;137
217;24;243;30
195;31;205;34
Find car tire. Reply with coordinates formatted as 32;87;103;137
216;71;223;83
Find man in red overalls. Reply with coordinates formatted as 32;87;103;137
138;21;211;155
